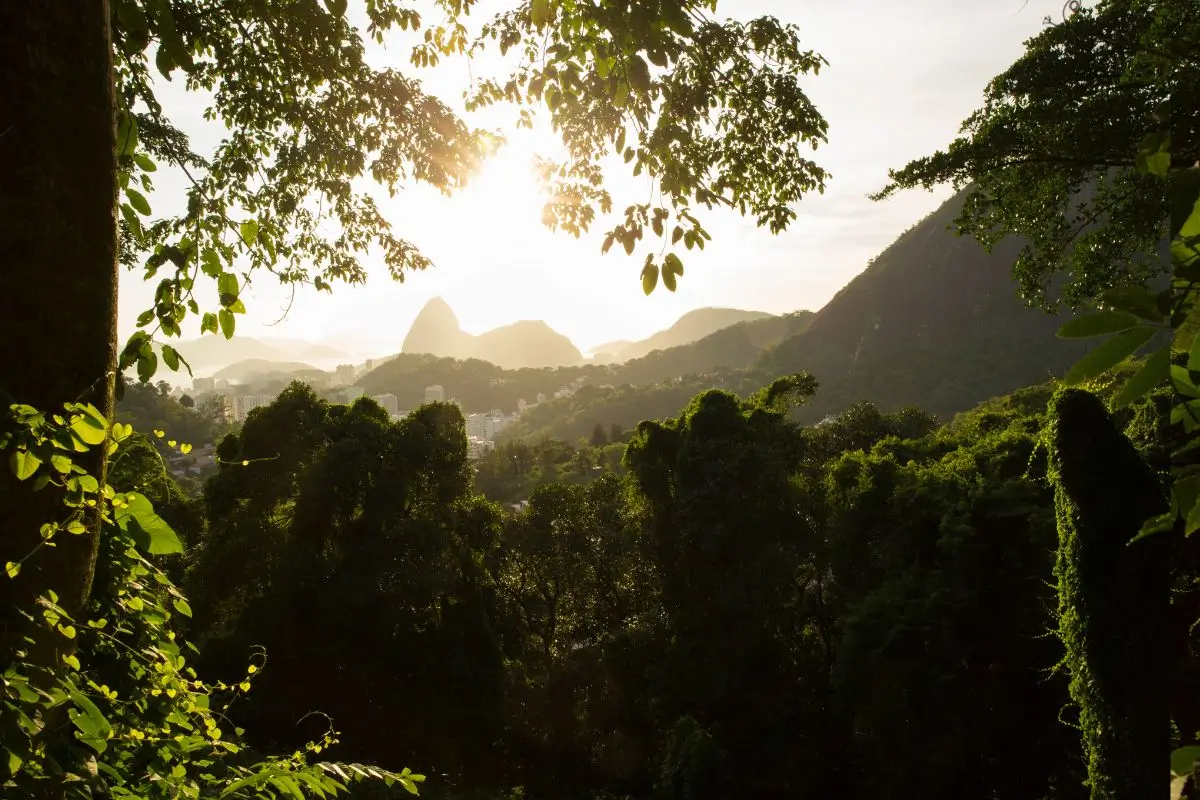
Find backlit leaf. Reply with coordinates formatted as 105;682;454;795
1056;311;1141;339
1112;345;1169;407
1063;326;1156;385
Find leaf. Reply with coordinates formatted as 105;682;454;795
9;449;42;481
239;219;260;246
115;492;184;555
323;0;348;16
1190;330;1200;373
5;562;20;579
173;597;192;617
116;110;139;157
219;308;236;339
530;0;550;28
137;349;158;383
1063;326;1156;386
70;404;109;446
664;252;684;277
1172;365;1200;397
1172;746;1200;777
662;269;677;292
1056;311;1141;339
627;55;651;92
1100;285;1163;321
641;262;658;295
218;272;239;306
125;188;152;216
50;454;72;474
1112;345;1169;407
1169;168;1200;240
161;344;181;372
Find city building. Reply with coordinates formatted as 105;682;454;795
372;393;399;416
334;364;356;386
192;376;216;395
466;436;495;460
425;385;445;404
232;393;276;422
536;392;547;404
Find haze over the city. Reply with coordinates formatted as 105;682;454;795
117;0;1068;358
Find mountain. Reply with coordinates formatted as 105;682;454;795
612;308;777;362
173;337;292;374
213;359;319;384
611;311;814;385
401;298;583;369
755;188;1092;422
495;189;1103;443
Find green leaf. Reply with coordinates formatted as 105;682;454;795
627;55;651;92
173;597;193;618
125;188;151;216
1063;326;1157;386
116;110;139;157
9;449;42;481
137;349;158;383
1136;131;1170;177
1100;285;1163;321
68;689;111;754
1172;746;1200;778
1112;345;1169;407
5;562;21;579
161;344;180;372
201;312;219;335
50;454;72;474
1190;330;1200;373
664;252;684;277
219;308;236;339
115;492;183;555
69;406;108;446
239;219;260;247
662;269;677;292
530;0;550;28
641;262;658;295
1172;365;1200;397
1169;168;1200;240
1056;311;1141;339
323;0;348;15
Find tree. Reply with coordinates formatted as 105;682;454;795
591;422;609;447
0;2;119;640
610;423;624;444
1046;388;1167;797
179;393;195;408
1;0;833;622
873;1;1197;308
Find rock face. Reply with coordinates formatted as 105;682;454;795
401;297;474;360
401;298;584;369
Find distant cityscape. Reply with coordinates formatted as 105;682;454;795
183;361;584;462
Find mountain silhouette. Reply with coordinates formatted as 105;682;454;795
401;298;583;369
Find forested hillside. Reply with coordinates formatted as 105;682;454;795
756;188;1093;421
2;2;1195;800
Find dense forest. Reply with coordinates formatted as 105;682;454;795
1;2;1197;800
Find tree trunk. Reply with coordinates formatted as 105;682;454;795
0;1;118;647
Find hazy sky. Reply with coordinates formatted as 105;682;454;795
119;0;1066;357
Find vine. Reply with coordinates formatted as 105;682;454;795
0;403;424;798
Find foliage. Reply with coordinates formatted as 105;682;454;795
1046;388;1168;797
473;438;627;505
0;401;422;798
873;0;1197;309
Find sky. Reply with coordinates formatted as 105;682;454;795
118;0;1067;358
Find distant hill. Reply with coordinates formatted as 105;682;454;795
754;188;1092;422
611;311;814;385
402;298;584;369
213;359;319;384
612;308;776;362
496;189;1102;442
173;336;349;375
174;337;292;373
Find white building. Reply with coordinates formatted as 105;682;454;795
372;393;399;416
334;364;356;386
425;385;445;404
466;436;495;460
465;410;511;441
232;394;276;422
192;377;216;395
